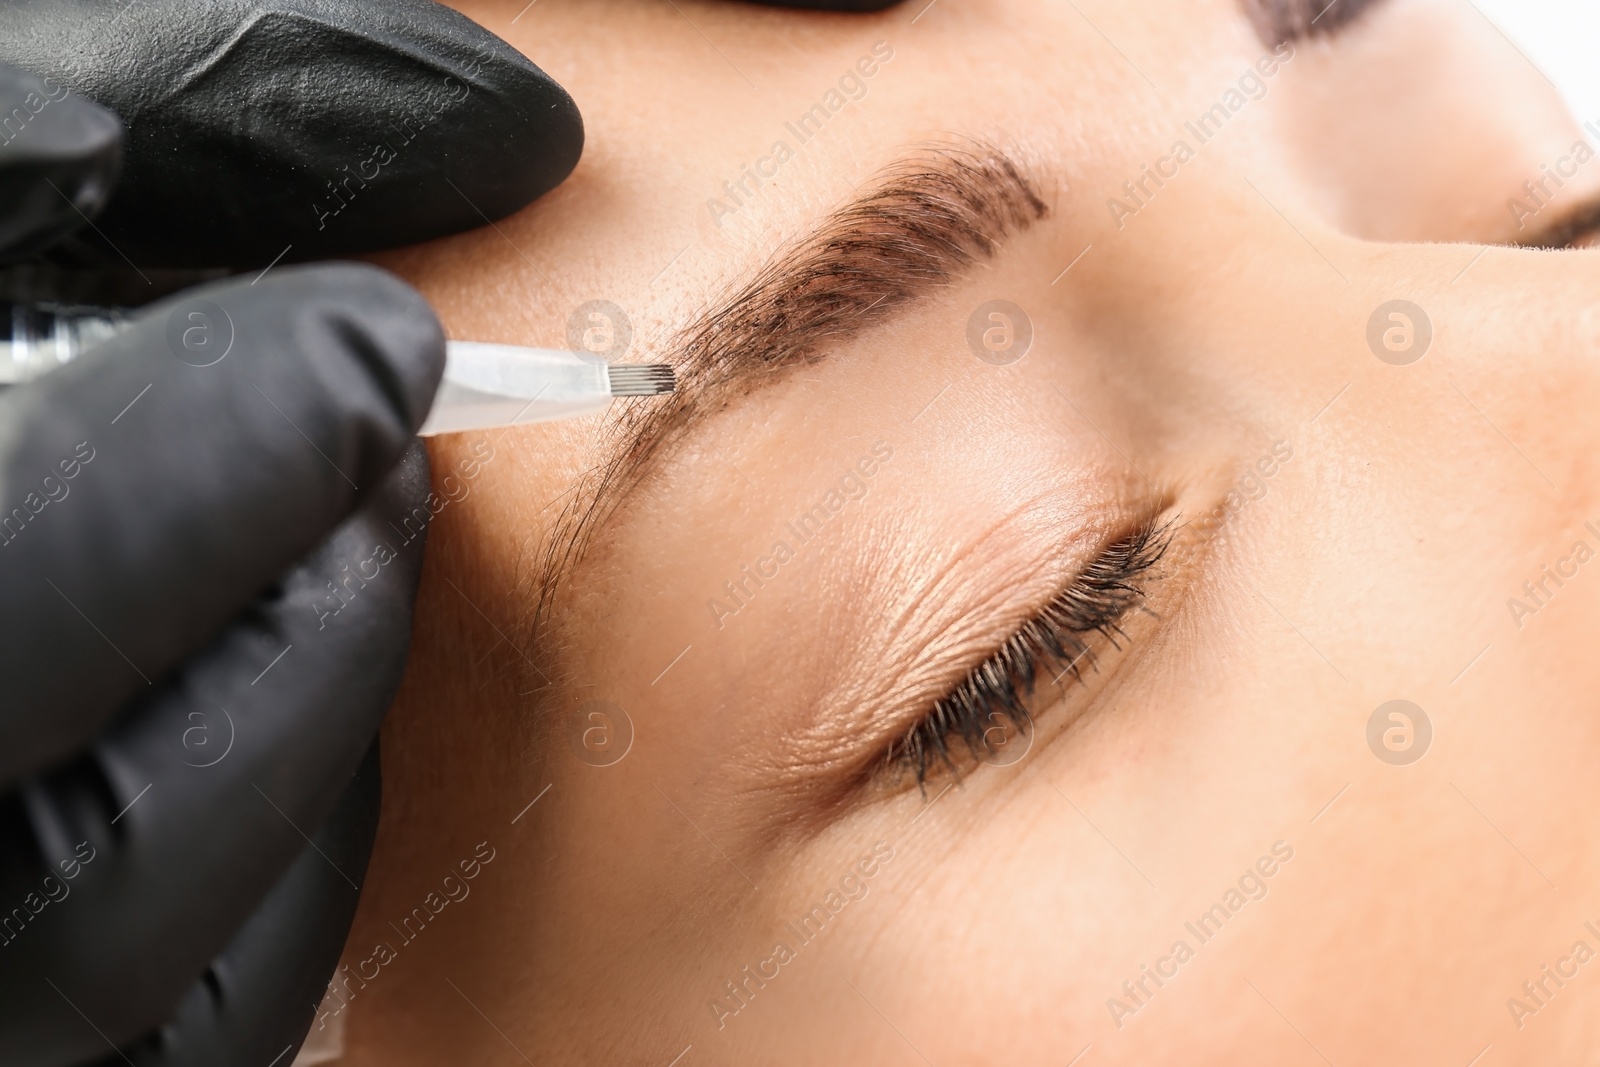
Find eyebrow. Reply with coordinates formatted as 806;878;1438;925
1241;0;1393;46
526;140;1050;623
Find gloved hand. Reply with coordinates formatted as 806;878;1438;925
0;0;584;1060
0;0;583;268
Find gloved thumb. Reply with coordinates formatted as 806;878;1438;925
0;64;121;263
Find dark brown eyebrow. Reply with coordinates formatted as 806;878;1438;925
1241;0;1392;46
523;140;1050;627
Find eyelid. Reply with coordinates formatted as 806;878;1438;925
1517;194;1600;250
884;517;1173;787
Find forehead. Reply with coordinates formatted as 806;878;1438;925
389;0;1269;343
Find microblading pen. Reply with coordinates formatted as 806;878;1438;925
0;302;676;435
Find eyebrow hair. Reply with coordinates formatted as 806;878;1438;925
1241;0;1392;46
525;140;1050;626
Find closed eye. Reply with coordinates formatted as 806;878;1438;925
886;517;1172;787
1515;193;1600;249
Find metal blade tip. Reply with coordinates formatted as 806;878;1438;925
607;363;676;397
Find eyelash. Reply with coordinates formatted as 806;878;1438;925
886;518;1172;786
1563;218;1600;249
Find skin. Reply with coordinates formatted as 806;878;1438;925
328;0;1600;1063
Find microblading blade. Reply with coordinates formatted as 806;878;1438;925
606;363;677;397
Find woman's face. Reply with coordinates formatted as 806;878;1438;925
345;0;1600;1063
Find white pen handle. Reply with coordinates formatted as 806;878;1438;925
0;311;672;434
419;342;613;436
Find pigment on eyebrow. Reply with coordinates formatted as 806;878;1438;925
525;140;1049;626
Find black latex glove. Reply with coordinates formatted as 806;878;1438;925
0;0;583;269
0;263;442;1067
0;1;583;1059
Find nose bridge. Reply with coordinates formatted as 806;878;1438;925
1057;168;1370;415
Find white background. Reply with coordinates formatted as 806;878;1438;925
1478;0;1600;125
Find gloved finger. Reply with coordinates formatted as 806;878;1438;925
0;64;122;263
0;446;428;1064
0;0;583;269
0;264;442;782
99;742;382;1067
